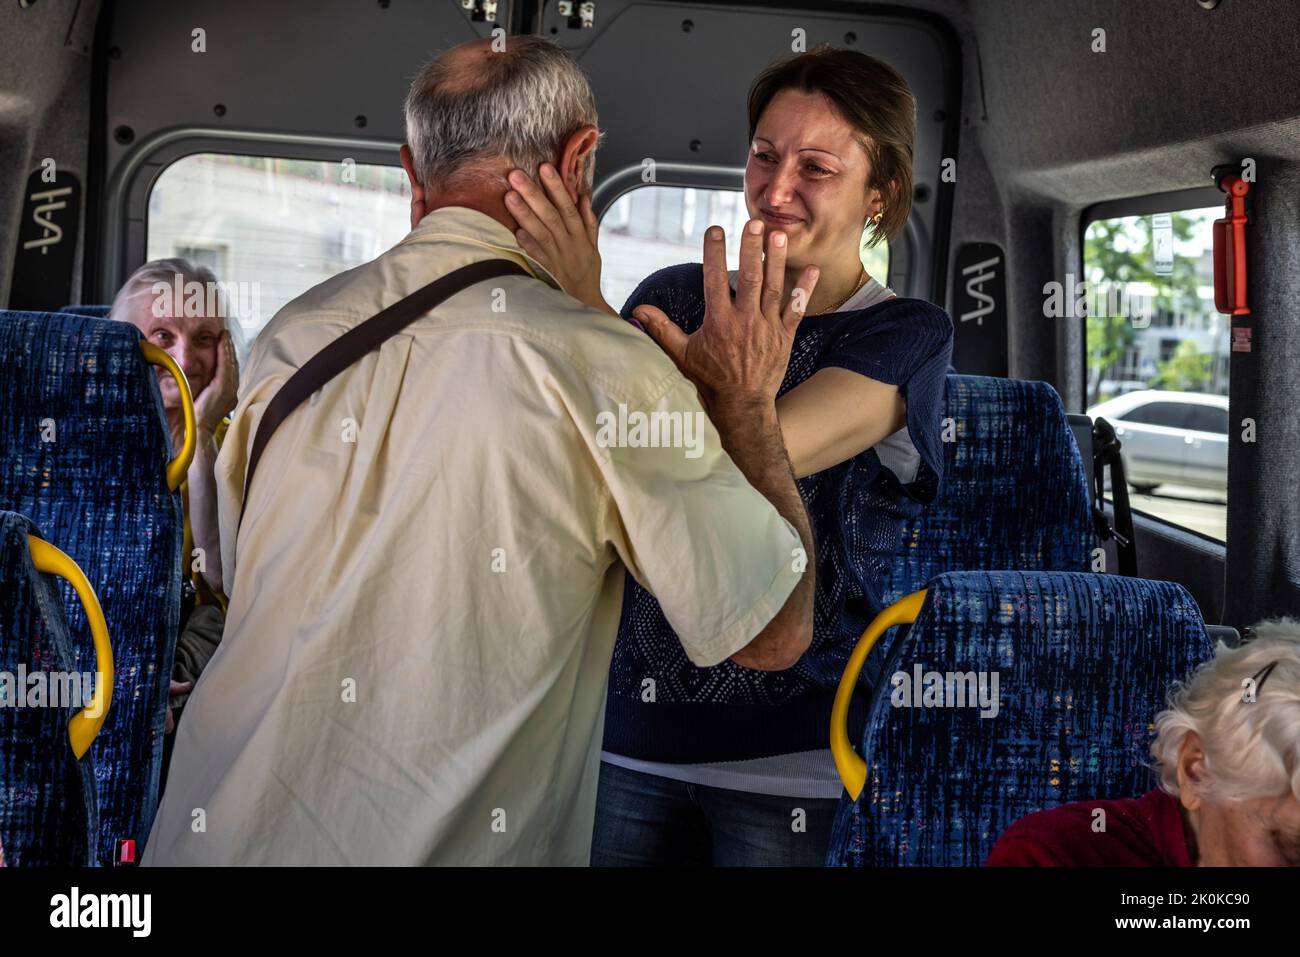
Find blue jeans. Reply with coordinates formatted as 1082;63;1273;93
590;761;840;866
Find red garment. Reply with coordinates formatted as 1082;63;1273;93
986;789;1193;866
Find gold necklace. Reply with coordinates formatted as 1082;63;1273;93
823;268;869;314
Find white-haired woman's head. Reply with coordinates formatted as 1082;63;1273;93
1151;618;1300;865
110;257;244;413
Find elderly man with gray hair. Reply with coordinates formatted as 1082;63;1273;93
989;620;1300;866
144;35;818;865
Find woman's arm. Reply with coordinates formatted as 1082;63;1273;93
187;429;224;593
776;367;906;479
506;165;620;316
188;330;239;594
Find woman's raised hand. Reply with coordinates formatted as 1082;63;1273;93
505;164;614;315
194;329;239;434
633;220;819;410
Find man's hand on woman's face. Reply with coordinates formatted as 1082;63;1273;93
193;329;239;433
633;220;819;409
505;164;611;314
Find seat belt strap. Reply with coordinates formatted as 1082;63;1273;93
1091;416;1139;576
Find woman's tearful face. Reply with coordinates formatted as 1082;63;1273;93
745;88;880;270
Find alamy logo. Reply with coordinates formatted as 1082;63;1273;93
0;667;102;715
49;887;151;937
151;275;260;323
595;404;705;459
1042;272;1154;326
890;664;1000;719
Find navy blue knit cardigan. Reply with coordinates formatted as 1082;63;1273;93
603;263;954;763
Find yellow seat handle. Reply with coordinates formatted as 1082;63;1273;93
27;536;114;760
830;588;928;801
140;341;196;490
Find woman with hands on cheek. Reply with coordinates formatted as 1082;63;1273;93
110;258;242;753
507;46;954;867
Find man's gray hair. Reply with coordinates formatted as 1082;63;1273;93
403;36;600;191
1151;618;1300;803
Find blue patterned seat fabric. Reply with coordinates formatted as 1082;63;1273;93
827;570;1213;866
57;305;112;318
0;511;99;866
878;376;1095;607
0;311;182;865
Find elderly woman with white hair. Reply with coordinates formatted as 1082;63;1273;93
988;620;1300;866
110;257;240;738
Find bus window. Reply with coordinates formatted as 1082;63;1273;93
1083;205;1226;541
146;153;411;340
599;185;889;313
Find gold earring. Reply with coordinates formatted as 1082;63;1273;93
872;210;884;226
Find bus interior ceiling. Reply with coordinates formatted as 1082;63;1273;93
2;0;1299;628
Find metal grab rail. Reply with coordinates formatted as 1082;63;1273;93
140;341;196;490
28;535;114;760
830;588;928;801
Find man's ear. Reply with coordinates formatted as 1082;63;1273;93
557;125;600;203
400;144;428;229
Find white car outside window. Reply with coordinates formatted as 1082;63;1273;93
1087;390;1229;493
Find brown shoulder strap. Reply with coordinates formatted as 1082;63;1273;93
238;258;529;532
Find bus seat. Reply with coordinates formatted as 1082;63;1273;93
879;376;1095;607
827;570;1213;867
57;305;112;318
1067;413;1094;477
0;310;183;866
0;511;99;866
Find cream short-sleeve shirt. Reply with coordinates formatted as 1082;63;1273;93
143;207;803;866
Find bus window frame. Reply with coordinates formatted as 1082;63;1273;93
1078;184;1227;540
100;128;406;303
